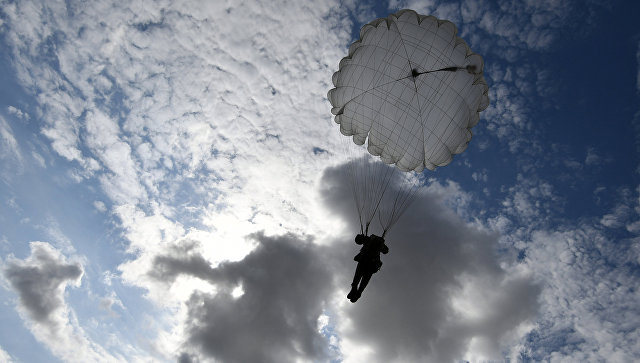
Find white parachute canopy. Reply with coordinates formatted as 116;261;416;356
328;10;489;236
328;9;489;172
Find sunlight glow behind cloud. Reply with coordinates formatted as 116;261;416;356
0;0;638;362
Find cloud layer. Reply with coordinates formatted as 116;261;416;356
0;0;638;362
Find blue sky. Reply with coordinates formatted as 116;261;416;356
0;0;639;362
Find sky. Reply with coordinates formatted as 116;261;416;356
0;0;639;362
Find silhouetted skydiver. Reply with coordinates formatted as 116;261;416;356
347;234;389;303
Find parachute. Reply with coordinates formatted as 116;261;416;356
328;9;489;236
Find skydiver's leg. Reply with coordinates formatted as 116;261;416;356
348;263;365;302
357;271;373;294
352;262;365;286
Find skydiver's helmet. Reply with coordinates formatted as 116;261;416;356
355;234;367;244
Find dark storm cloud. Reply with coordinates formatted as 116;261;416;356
3;242;82;324
321;163;541;362
149;162;542;362
149;233;336;363
148;240;216;283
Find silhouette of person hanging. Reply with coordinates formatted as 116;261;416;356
347;234;389;303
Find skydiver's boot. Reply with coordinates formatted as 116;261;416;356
347;284;358;301
349;289;361;303
347;284;358;300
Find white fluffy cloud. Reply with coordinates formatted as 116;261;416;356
2;0;350;297
1;0;356;360
524;226;640;362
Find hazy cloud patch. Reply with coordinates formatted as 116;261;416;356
0;114;24;177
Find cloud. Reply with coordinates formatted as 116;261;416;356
98;291;125;318
3;242;82;324
7;105;30;121
585;147;605;166
93;200;107;213
0;114;24;176
38;216;77;254
129;161;543;363
84;109;147;204
522;226;640;361
500;174;561;230
485;175;640;361
0;345;15;363
472;169;489;182
320;163;541;362
148;233;336;363
2;242;119;362
598;187;640;232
